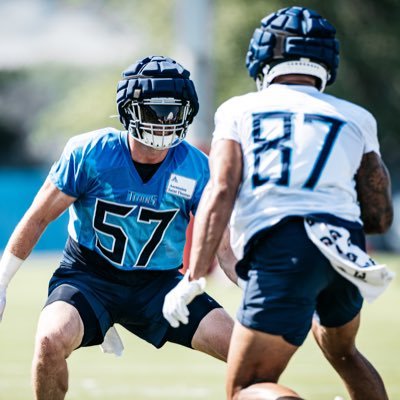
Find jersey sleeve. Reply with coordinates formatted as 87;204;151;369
212;99;241;144
360;111;380;155
48;137;89;197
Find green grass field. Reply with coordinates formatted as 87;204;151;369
0;252;399;400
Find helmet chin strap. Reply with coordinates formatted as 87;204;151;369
261;58;330;92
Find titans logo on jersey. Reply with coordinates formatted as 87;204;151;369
49;128;209;271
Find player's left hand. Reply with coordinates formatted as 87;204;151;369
162;271;206;328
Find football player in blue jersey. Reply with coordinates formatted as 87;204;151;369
0;55;235;399
163;7;393;400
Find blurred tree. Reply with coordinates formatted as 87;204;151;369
0;68;78;166
0;71;29;165
29;69;120;162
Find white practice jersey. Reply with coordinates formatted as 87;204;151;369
212;84;380;259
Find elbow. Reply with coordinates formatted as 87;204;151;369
363;209;393;235
364;224;387;235
22;211;50;234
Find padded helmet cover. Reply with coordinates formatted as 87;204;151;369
246;6;339;85
117;55;199;130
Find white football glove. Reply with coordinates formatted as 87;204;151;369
162;271;206;328
0;285;6;322
0;251;24;323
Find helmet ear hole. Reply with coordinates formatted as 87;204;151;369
116;56;199;149
246;7;339;90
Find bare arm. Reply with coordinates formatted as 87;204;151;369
355;152;393;234
162;140;242;327
216;227;239;285
189;139;243;281
6;178;76;259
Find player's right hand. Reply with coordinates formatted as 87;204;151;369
0;286;6;322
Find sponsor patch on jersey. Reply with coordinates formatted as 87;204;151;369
166;174;196;199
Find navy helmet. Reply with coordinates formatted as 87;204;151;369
117;55;199;149
246;6;339;91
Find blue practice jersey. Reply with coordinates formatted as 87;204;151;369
49;128;209;271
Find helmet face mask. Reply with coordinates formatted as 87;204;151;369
124;97;192;149
246;7;339;92
116;56;199;150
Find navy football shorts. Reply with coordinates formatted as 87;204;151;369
45;266;221;348
236;216;364;346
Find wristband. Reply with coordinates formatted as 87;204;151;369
0;250;24;288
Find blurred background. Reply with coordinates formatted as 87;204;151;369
0;0;399;250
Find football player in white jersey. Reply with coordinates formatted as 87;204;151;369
163;7;393;400
0;56;235;399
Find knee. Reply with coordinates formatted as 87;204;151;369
192;308;233;361
34;332;72;364
319;339;357;364
313;325;358;363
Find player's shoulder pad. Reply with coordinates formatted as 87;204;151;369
325;93;376;127
215;93;252;114
215;93;258;123
177;140;209;164
64;127;121;154
174;142;210;182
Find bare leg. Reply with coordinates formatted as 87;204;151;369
32;301;84;400
191;308;233;361
312;314;388;400
227;321;302;400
